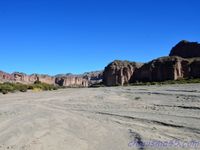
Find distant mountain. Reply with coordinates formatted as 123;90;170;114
0;70;103;87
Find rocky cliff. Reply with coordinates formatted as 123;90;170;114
132;56;190;82
0;72;56;85
55;75;88;87
169;40;200;58
0;72;88;87
132;56;200;82
103;60;143;86
36;74;55;85
103;40;200;85
0;70;104;87
12;72;31;83
0;71;12;83
190;59;200;78
83;71;103;86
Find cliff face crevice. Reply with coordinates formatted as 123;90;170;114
190;60;200;78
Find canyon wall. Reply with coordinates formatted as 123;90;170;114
55;76;88;87
103;40;200;85
1;40;200;87
132;56;200;82
0;72;91;87
103;60;143;86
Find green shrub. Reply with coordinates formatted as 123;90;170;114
33;82;59;91
135;96;141;100
89;82;105;88
27;85;34;90
14;83;28;92
0;81;59;94
0;83;15;94
34;80;42;84
131;78;200;86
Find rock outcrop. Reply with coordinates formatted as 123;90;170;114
0;72;90;87
0;71;12;82
103;40;200;85
190;59;200;78
132;56;200;82
83;71;103;86
55;75;88;87
132;56;190;82
36;74;55;85
0;71;93;87
5;73;56;85
103;60;143;86
169;40;200;58
12;72;30;83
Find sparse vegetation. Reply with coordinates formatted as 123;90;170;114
32;82;58;91
89;82;105;88
134;96;141;100
130;78;200;86
0;83;15;94
14;83;28;92
0;82;59;94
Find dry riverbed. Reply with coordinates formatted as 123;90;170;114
0;84;200;150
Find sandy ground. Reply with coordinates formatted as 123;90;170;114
0;84;200;150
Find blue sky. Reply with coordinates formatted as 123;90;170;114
0;0;199;75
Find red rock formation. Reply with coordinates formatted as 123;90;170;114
132;56;190;82
12;72;30;83
0;71;12;82
29;74;38;83
1;71;89;87
83;71;103;85
190;58;200;78
103;60;143;86
36;74;55;85
55;76;88;87
132;56;200;82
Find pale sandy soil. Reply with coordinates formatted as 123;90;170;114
0;84;200;150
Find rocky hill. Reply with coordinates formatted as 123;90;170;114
132;56;200;82
55;74;88;87
103;40;200;86
103;60;143;86
83;71;103;86
169;40;200;58
0;71;103;87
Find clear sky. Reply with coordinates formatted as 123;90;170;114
0;0;199;75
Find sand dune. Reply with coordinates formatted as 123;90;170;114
0;84;200;150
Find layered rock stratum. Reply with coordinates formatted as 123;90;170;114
0;71;103;87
